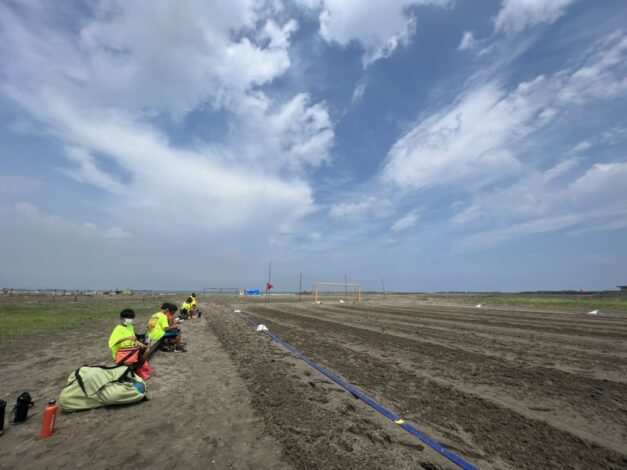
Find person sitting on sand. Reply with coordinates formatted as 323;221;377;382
164;303;175;322
190;293;202;319
181;297;194;320
165;303;186;345
147;303;186;352
108;309;154;379
108;309;147;360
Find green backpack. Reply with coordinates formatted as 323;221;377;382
59;365;146;412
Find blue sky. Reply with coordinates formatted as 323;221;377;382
1;0;626;292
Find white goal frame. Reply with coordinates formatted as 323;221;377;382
313;282;362;304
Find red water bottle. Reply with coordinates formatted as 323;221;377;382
40;399;58;439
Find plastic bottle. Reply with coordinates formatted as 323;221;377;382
0;399;6;436
40;399;58;439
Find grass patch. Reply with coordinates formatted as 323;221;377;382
0;295;186;344
457;295;627;311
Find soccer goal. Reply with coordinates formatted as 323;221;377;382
313;282;362;304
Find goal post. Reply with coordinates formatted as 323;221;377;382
313;282;362;304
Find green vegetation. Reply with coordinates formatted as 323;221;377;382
0;295;185;343
457;294;627;311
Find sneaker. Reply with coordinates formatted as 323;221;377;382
174;346;188;353
160;346;174;352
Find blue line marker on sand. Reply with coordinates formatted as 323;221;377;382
233;309;479;470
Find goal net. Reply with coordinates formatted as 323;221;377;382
313;282;361;304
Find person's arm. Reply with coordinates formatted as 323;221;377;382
114;335;136;345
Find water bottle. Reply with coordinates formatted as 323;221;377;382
0;399;6;436
12;392;34;424
40;399;59;439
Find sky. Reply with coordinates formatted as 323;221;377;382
1;0;627;292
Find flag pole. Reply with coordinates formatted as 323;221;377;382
265;260;271;306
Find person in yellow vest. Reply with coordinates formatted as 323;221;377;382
147;303;186;352
109;309;154;379
181;297;194;320
190;293;201;319
108;309;147;360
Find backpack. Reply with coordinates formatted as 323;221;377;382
59;365;146;412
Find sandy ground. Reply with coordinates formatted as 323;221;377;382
209;301;457;470
0;299;457;469
0;308;288;470
240;298;627;469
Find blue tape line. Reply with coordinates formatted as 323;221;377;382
233;310;479;470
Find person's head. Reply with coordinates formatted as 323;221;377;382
191;293;196;298
186;297;193;303
120;309;135;325
161;302;170;311
167;304;178;313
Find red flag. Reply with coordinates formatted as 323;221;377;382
266;282;273;290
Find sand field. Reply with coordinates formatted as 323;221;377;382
1;296;626;469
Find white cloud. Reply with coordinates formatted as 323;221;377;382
569;215;627;236
73;1;295;116
352;80;367;104
377;28;627;252
556;31;627;105
571;141;591;153
450;159;578;224
59;146;126;194
456;213;585;252
329;197;394;221
9;202;131;239
494;0;576;34
103;227;131;239
0;1;332;238
543;158;580;181
380;80;535;191
458;31;495;56
458;31;477;51
391;211;419;231
570;162;627;200
601;126;627;144
380;31;627;193
451;161;627;251
25;93;316;232
8;118;43;136
14;202;39;216
297;0;452;66
231;92;334;171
